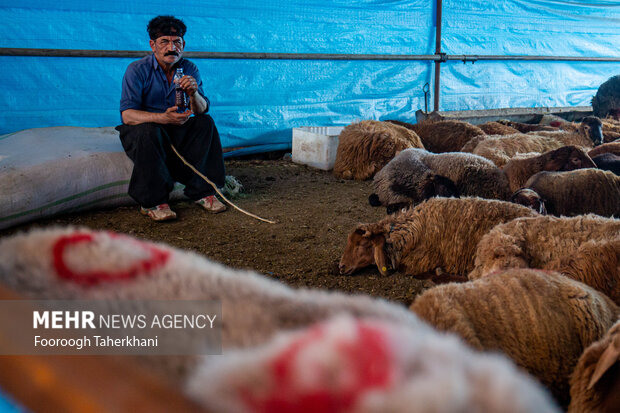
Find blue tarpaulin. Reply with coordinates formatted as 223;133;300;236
1;1;620;152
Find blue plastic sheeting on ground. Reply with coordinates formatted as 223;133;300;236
2;1;620;153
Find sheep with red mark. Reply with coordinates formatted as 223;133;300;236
0;227;425;384
569;318;620;413
502;145;596;193
410;268;619;409
339;197;537;278
187;315;561;413
469;214;620;303
523;168;620;217
333;120;423;180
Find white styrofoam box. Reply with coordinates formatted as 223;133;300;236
292;126;344;170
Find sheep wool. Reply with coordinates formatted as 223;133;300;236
187;315;561;413
339;197;537;277
502;145;596;193
470;214;620;303
569;318;620;413
0;227;425;383
523;168;620;217
386;119;486;153
588;140;620;158
333;120;423;180
478;121;521;135
471;133;566;167
410;268;620;409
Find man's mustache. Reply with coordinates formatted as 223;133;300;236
165;51;179;56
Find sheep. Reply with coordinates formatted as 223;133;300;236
468;117;604;167
339;197;537;278
333;120;423;180
602;118;620;142
569;318;620;413
478;121;520;135
526;116;604;148
502;145;596;193
593;153;620;175
0;227;425;384
385;118;486;153
592;74;620;120
470;133;568;167
510;188;547;214
187;314;561;413
368;148;460;214
369;148;511;213
523;168;620;217
497;119;559;133
410;268;620;408
469;214;620;303
588;141;620;158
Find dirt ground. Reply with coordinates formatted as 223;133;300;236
0;155;432;307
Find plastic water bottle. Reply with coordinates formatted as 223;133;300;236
173;68;188;112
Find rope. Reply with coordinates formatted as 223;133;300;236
169;143;276;224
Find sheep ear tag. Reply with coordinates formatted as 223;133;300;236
372;235;389;276
52;231;170;286
588;339;620;389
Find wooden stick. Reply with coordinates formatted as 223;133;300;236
169;142;276;224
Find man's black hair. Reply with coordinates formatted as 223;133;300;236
147;15;187;40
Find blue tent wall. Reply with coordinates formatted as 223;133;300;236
1;1;620;151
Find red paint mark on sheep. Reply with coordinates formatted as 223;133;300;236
52;232;170;286
240;320;396;413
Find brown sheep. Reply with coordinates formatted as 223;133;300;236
523;169;620;217
497;119;559;133
510;188;547;215
569;318;620;413
410;268;619;409
527;116;603;148
470;133;567;167
338;197;537;278
333;120;423;180
469;118;604;167
602;118;620;142
478;121;520;135
469;214;620;303
386;119;486;153
589;141;620;158
502;145;596;192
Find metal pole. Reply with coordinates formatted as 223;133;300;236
2;48;620;62
434;0;443;112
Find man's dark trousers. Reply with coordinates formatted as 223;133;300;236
116;114;226;208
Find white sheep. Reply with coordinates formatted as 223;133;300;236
523;168;620;217
187;314;561;413
339;197;537;278
410;268;620;408
569;318;620;413
469;214;620;303
0;227;424;383
333;120;424;180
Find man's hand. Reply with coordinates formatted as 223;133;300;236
179;75;198;97
161;106;194;125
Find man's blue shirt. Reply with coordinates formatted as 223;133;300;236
119;54;209;119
